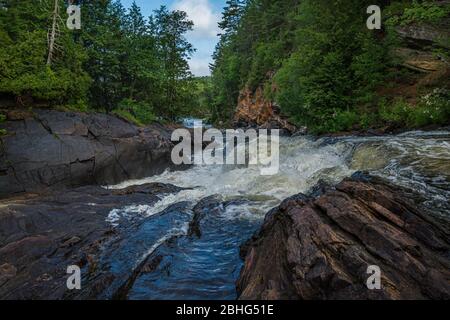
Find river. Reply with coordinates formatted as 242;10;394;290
102;130;450;300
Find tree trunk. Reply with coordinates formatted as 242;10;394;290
47;0;60;66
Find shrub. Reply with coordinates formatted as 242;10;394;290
379;89;450;128
359;112;380;130
387;1;450;26
380;98;411;124
116;99;156;126
312;110;359;134
409;89;450;127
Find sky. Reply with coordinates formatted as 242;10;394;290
120;0;226;76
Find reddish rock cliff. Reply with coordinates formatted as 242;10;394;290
234;87;297;134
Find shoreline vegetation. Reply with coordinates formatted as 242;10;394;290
0;1;448;135
210;0;450;134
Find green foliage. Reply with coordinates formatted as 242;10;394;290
380;98;412;124
211;0;449;133
211;0;392;131
190;77;214;119
380;89;450;127
116;98;156;126
387;1;450;26
0;0;90;107
149;6;196;120
312;110;360;134
210;0;297;124
273;0;389;132
0;0;197;122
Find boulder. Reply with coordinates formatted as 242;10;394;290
237;174;450;300
0;109;175;198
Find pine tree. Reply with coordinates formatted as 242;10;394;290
0;0;89;107
80;0;125;111
150;6;195;120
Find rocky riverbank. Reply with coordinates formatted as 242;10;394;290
0;182;184;299
1;172;448;300
237;173;450;300
0;109;175;198
0;111;449;300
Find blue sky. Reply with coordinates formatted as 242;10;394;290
121;0;226;76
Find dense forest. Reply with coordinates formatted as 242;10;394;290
1;1;449;133
0;0;204;124
211;0;450;133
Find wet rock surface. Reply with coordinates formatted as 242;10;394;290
0;183;260;300
0;109;175;197
0;183;182;299
237;174;450;300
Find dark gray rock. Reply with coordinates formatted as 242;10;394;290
0;109;176;197
0;183;183;299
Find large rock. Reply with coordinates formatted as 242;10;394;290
237;174;450;300
0;109;175;198
0;183;183;299
395;22;450;48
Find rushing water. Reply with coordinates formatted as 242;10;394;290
104;130;450;300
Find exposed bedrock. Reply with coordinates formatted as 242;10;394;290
237;174;450;300
0;183;183;299
0;109;175;198
234;87;298;135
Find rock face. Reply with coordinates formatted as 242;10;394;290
0;109;175;198
234;87;298;134
393;47;448;73
237;174;450;300
395;22;450;48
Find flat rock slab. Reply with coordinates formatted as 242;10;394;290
237;175;450;300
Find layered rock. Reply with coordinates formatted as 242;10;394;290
0;109;175;198
237;174;450;300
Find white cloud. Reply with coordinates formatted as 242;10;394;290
189;57;212;77
172;0;220;38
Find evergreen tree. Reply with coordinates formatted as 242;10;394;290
0;0;89;107
80;0;125;112
150;6;195;120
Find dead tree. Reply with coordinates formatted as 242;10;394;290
47;0;63;66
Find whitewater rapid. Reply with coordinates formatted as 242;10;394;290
107;130;450;225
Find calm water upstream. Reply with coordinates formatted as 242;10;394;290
103;130;450;300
